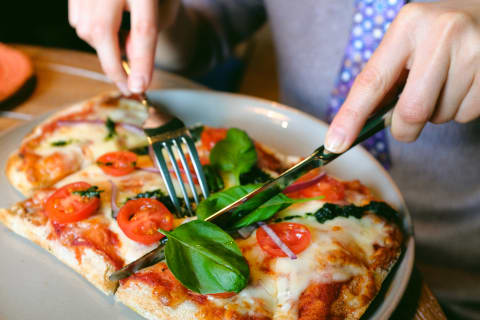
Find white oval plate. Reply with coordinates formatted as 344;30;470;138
0;89;413;320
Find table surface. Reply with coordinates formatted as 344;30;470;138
0;45;446;320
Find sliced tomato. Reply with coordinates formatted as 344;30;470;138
117;198;174;245
45;182;100;224
286;171;345;202
97;151;137;176
200;127;227;151
256;222;311;257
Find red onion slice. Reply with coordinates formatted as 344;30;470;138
109;180;120;218
117;122;144;135
57;119;144;136
283;170;326;194
258;222;297;259
138;167;160;173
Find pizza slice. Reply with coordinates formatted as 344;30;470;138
115;177;403;320
6;93;148;196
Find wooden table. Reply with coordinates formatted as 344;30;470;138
0;45;446;320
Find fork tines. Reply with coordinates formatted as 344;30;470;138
145;119;209;217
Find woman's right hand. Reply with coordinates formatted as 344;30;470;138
68;0;179;95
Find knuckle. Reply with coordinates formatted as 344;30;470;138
397;3;426;26
133;20;157;37
355;66;387;92
90;21;110;41
398;99;430;124
436;11;474;41
75;24;91;40
341;106;361;122
391;124;418;143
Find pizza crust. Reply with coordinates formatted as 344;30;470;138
0;207;118;294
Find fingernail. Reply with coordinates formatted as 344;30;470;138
325;128;346;153
117;82;131;96
129;74;145;93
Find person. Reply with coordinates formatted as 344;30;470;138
68;0;480;318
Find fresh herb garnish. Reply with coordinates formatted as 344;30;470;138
197;184;323;229
240;166;272;185
210;128;257;188
189;125;204;142
158;220;250;294
97;161;114;167
314;201;400;224
51;139;73;147
72;186;104;199
126;189;194;218
105;117;117;140
203;164;224;193
130;145;149;155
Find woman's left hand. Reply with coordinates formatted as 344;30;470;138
325;0;480;153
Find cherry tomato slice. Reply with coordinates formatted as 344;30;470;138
287;170;345;202
117;198;174;245
256;222;311;257
97;151;137;176
45;182;100;224
200;127;227;151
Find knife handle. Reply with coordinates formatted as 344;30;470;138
315;101;395;164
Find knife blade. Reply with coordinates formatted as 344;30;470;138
109;103;394;281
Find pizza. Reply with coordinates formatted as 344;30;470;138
0;93;403;320
6;92;148;196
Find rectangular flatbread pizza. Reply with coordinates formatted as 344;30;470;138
0;93;403;319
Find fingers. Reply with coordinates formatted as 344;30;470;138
324;19;412;153
456;73;480;123
127;0;159;93
72;0;130;95
68;0;79;27
390;35;450;141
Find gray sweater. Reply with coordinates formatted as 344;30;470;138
184;0;480;317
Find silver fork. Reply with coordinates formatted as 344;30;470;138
122;62;209;217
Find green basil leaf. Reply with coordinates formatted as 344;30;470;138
239;166;272;185
197;184;323;229
105;117;117;140
130;145;149;155
203;164;224;193
126;189;193;217
51;139;73;147
210;128;257;188
72;186;103;199
314;201;400;225
159;220;249;294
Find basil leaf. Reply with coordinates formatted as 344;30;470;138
314;201;400;225
203;164;224;193
105;117;117;140
197;184;322;229
210;128;257;188
51;139;72;147
239;166;272;185
159;220;249;294
130;145;149;155
126;189;193;217
72;186;103;199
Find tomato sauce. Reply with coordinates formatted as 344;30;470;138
48;217;124;269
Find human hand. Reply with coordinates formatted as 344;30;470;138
325;0;480;153
69;0;180;94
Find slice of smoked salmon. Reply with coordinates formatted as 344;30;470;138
0;44;34;103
